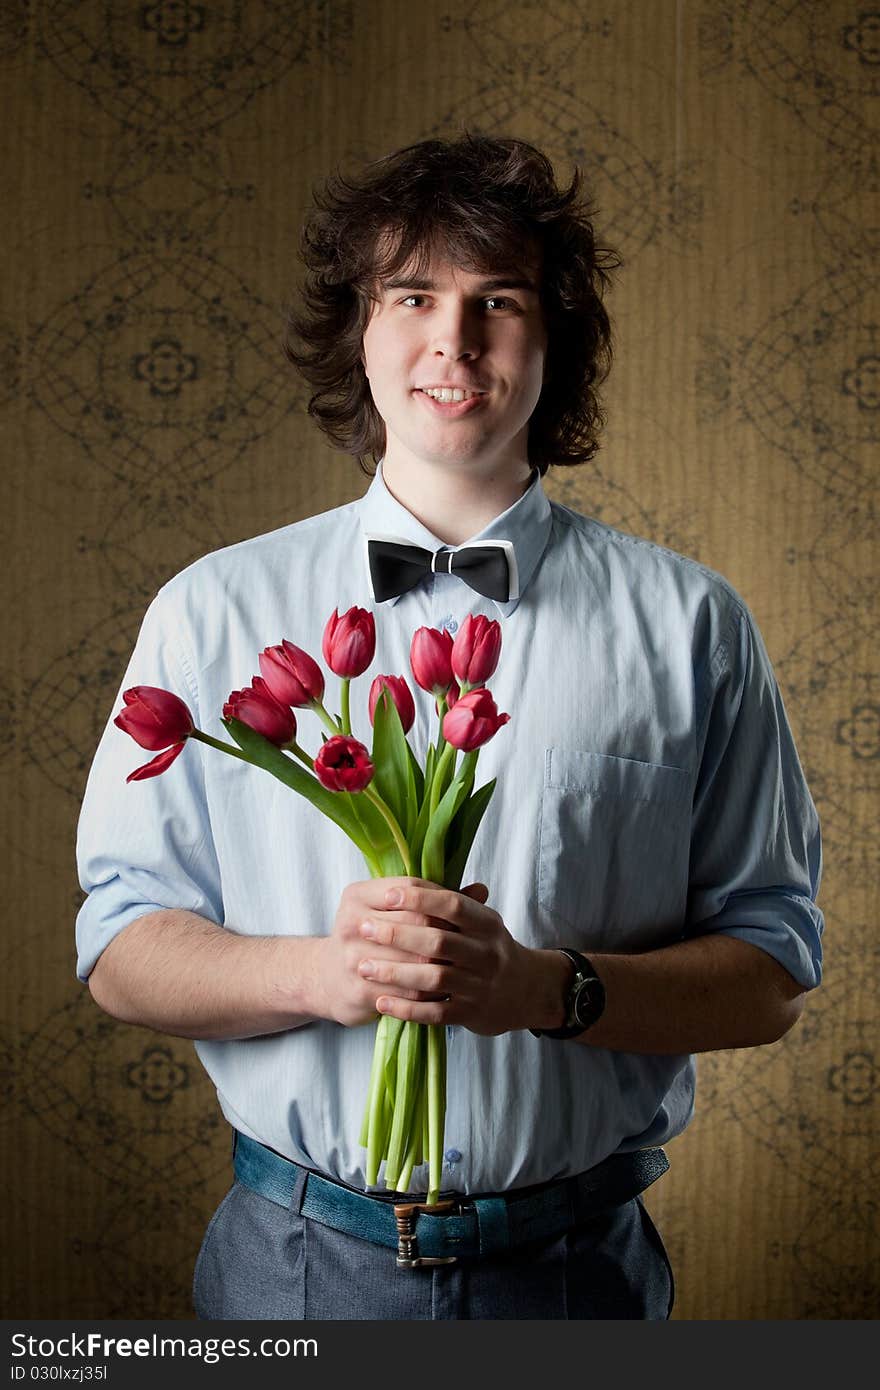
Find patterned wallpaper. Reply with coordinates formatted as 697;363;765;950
1;1;875;1319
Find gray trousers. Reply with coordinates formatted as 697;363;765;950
193;1173;675;1320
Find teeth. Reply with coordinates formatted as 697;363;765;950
422;387;481;402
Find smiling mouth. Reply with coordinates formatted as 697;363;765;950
413;389;488;416
417;386;487;403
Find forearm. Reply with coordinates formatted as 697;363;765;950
566;933;807;1054
86;909;327;1041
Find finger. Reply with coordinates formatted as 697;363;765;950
369;985;439;1004
358;917;481;966
461;882;490;904
374;906;463;936
358;956;465;994
343;881;405;921
354;877;438;910
379;881;497;934
375;994;451;1025
355;878;491;933
370;876;476;915
362;945;436;966
351;879;462;935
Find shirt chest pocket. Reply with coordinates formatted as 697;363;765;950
537;748;693;946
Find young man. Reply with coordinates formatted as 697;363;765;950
76;134;823;1320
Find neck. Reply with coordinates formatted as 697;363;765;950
380;456;534;545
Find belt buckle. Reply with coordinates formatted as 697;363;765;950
392;1198;460;1269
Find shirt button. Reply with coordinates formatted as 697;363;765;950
444;1148;462;1164
437;615;458;633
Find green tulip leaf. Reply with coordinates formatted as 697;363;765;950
420;750;477;884
222;718;405;875
413;735;456;866
424;742;436;793
347;789;411;876
444;777;496;891
408;741;438;867
405;740;425;831
371;689;417;842
434;742;457;805
222;719;358;835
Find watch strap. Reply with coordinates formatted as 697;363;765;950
530;948;604;1040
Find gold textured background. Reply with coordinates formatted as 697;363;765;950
1;0;876;1319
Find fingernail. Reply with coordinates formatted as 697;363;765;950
358;960;375;975
360;921;377;938
385;888;403;907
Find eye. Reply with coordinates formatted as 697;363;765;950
484;297;516;312
401;294;428;308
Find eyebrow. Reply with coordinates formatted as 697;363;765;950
380;274;539;294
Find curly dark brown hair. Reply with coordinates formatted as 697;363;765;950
283;132;621;476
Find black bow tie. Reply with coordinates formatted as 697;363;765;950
366;537;513;603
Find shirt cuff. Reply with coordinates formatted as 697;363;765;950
688;889;824;990
75;872;220;982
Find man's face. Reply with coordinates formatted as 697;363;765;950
361;247;547;479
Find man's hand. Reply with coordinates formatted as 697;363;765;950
350;877;566;1036
314;877;492;1027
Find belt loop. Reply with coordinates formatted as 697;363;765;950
475;1196;510;1256
289;1163;309;1216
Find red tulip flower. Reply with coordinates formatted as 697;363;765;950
441;688;510;752
322;607;376;677
114;685;194;782
368;674;416;733
314;735;374;792
410;626;454;696
259;639;324;707
223;677;297;746
451;614;502;687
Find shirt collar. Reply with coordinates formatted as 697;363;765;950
357;460;553;617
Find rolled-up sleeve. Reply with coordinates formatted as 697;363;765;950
75;589;224;982
686;600;823;989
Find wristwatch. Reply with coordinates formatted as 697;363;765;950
530;948;606;1040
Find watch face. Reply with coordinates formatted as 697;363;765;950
573;977;603;1028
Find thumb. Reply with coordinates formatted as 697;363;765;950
462;882;490;904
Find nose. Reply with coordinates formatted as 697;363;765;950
430;302;482;361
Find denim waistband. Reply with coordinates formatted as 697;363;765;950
232;1131;669;1261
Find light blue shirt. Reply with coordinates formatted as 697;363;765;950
75;463;823;1193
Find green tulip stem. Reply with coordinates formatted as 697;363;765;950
365;1014;390;1186
312;700;344;736
361;785;412;874
383;1020;419;1189
398;1028;426;1193
195;729;332;788
428;742;457;820
427;1022;445;1205
435;694;448;759
286;740;314;770
359;1022;385;1148
340;679;352;736
190;730;255;763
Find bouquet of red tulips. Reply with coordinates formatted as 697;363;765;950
114;607;510;1205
